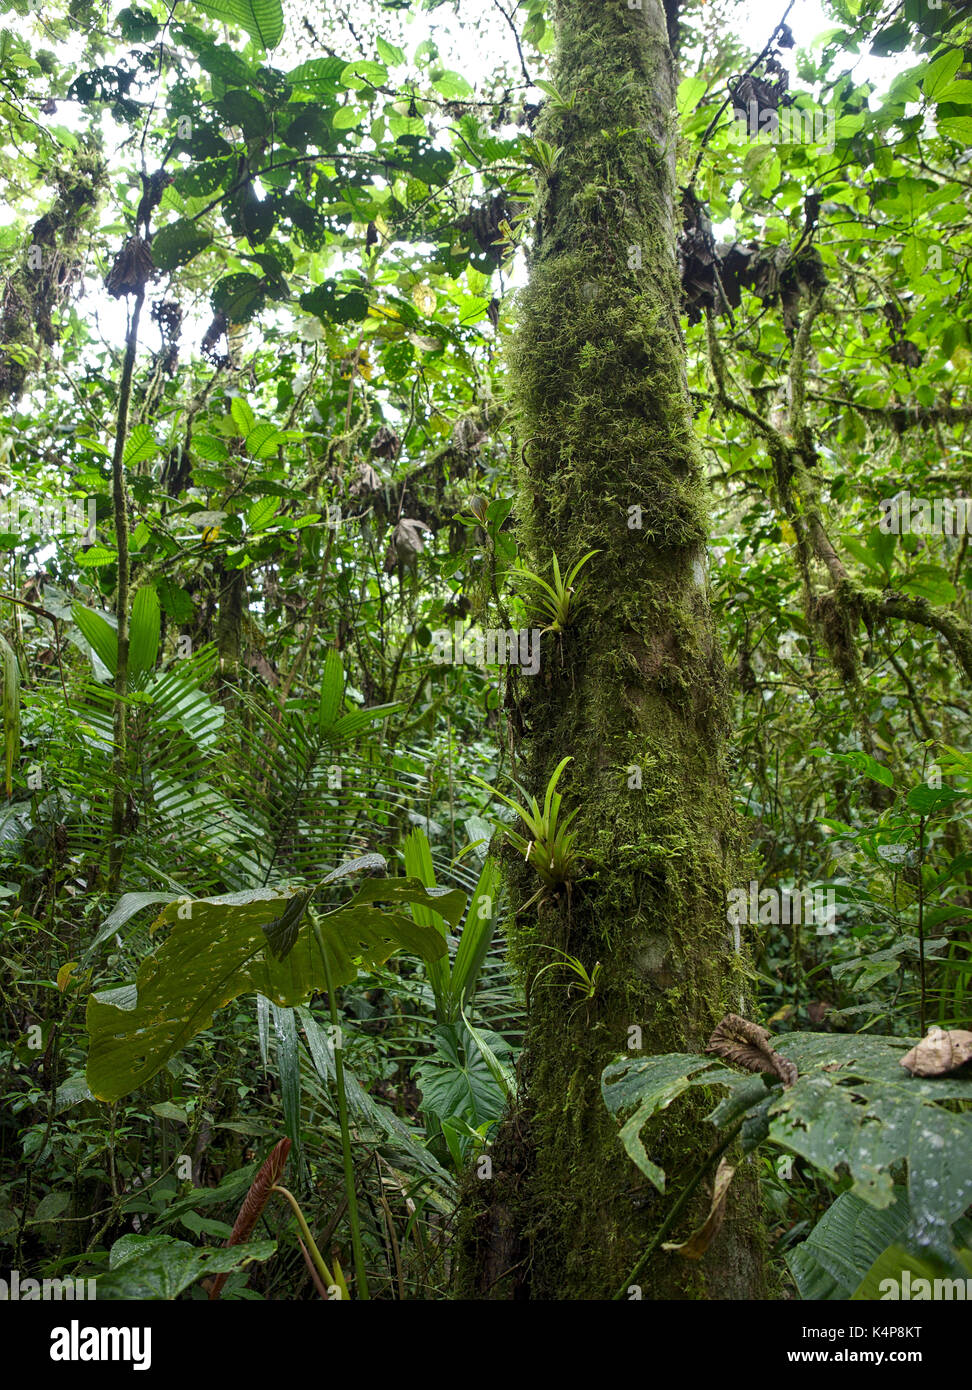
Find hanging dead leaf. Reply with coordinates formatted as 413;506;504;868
369;425;400;460
662;1158;736;1260
201;311;229;366
384;518;428;575
351;462;381;496
900;1027;972;1078
105;235;155;299
450;415;486;456
393;518;427;558
706;1013;798;1088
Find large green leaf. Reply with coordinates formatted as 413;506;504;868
603;1033;972;1234
128;584;160;686
123;423;159;467
96;1232;277;1300
787;1190;911;1300
86;869;464;1100
415;1022;511;1128
211;272;268;323
152;219;212;272
299;280;369;324
770;1033;972;1244
192;0;284;50
601;1053;755;1192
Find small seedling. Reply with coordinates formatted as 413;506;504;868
532;946;601;1001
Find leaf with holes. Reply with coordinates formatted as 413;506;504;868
86;874;463;1101
152;220;212;272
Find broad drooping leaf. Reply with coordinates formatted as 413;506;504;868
86;868;465;1101
787;1187;972;1301
603;1032;972;1245
787;1189;912;1300
601;1052;755;1193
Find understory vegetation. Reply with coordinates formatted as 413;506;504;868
0;0;971;1302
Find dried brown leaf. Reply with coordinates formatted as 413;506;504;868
900;1027;972;1078
706;1013;798;1087
351;462;381;496
662;1158;736;1260
368;425;399;460
105;235;155;299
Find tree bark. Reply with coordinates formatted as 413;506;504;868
456;0;767;1299
108;288;144;893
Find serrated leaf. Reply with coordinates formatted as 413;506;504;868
924;50;963;101
246;496;279;531
231;397;256;437
123;423;158;467
286;57;345;92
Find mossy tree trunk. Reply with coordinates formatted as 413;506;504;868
456;0;766;1300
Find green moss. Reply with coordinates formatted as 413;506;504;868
0;140;105;401
454;0;767;1301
